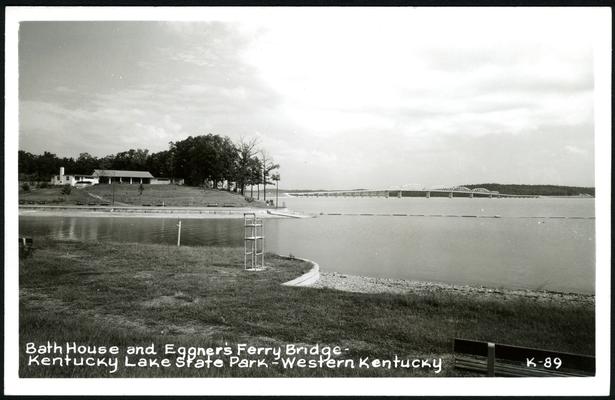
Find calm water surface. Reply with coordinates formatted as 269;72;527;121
19;197;595;294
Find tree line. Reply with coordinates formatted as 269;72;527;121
18;134;279;196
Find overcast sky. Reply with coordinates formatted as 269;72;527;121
18;8;598;189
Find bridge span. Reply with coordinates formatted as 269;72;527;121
288;187;538;199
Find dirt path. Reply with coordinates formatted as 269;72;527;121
86;191;131;206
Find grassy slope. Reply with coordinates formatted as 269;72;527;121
18;187;92;204
19;240;594;378
19;185;267;207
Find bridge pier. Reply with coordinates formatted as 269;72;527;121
449;192;453;199
426;191;430;199
470;192;473;199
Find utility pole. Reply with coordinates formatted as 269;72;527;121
272;173;280;208
262;158;266;203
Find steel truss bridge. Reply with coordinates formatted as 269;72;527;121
288;186;538;199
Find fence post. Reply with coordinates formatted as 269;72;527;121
177;220;182;247
487;342;495;377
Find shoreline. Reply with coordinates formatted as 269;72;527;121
312;271;594;305
18;205;307;219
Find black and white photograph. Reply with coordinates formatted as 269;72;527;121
4;6;611;396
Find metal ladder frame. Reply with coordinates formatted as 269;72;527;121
244;213;264;270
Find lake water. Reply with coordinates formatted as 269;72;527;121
19;197;595;294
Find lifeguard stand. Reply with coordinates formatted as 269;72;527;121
244;213;265;271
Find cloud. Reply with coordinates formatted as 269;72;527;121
17;11;598;188
20;98;188;155
239;9;595;146
565;145;589;155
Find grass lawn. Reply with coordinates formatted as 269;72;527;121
19;185;268;207
19;239;594;377
19;187;92;204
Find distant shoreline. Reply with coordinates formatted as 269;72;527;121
279;184;595;198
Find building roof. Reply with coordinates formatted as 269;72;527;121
92;169;154;178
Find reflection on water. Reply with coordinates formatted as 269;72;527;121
19;197;595;294
20;216;245;247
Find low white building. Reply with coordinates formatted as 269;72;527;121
51;167;99;187
52;167;175;186
92;169;154;184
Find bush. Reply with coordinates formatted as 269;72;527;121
21;183;30;192
37;182;49;189
61;185;72;196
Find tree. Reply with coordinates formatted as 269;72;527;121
110;148;149;171
98;155;114;184
147;149;175;180
18;151;37;179
247;157;262;199
260;151;279;203
170;134;238;187
214;136;238;190
98;155;114;170
235;138;259;196
17;133;284;194
36;151;63;181
171;136;209;186
75;153;99;175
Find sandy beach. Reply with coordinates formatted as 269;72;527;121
313;271;594;305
